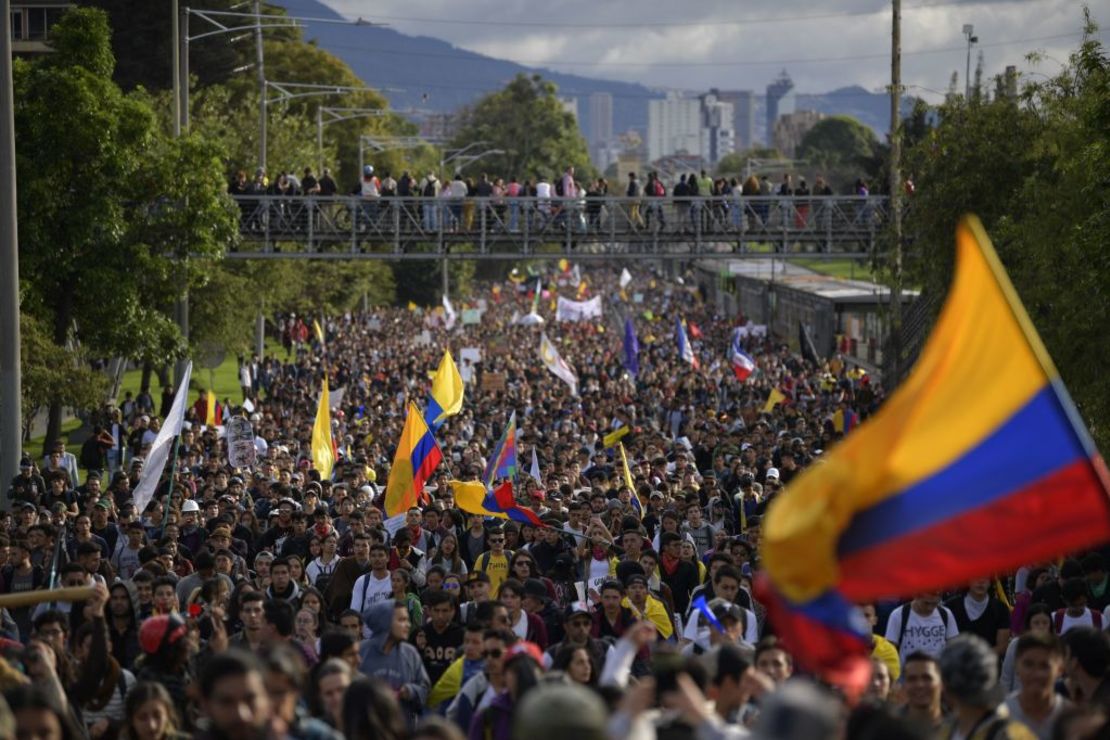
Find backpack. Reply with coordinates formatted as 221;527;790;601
555;178;565;197
1055;607;1102;632
652;180;665;197
423;180;437;198
474;549;514;574
897;603;955;647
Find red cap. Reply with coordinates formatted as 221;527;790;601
504;641;544;666
139;614;188;655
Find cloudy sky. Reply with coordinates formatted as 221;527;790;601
322;0;1102;99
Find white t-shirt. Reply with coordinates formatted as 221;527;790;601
1059;608;1096;634
682;605;759;647
511;609;529;641
885;605;959;663
350;571;392;612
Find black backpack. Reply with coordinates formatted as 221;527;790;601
555;178;564;197
423;180;437;198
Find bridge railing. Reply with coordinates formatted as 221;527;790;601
229;194;889;256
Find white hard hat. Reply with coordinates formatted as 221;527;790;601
181;499;200;513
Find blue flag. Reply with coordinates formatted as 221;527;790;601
623;317;640;376
692;595;725;634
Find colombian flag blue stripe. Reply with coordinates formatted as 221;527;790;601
757;216;1110;699
838;384;1085;557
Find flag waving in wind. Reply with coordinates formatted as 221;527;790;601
385;402;443;516
729;329;756;381
539;333;578;395
623;317;640;377
311;378;336;480
443;294;457;331
757;215;1110;698
133;362;192;514
452;479;544;527
424;350;465;431
484;411;518;487
676;316;699;370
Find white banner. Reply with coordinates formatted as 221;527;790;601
227;417;257;470
620;268;632;289
556;295;602;322
133;361;193;514
443;294;457;331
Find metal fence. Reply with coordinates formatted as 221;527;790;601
228;194;889;259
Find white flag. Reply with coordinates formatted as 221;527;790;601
620;268;632;289
443;294;457;331
133;361;193;514
556;295;603;322
530;447;542;484
539;333;578;395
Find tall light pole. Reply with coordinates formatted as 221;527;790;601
889;0;904;380
253;0;266;171
963;24;978;99
1;0;24;502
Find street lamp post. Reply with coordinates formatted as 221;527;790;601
963;24;979;99
1;0;23;502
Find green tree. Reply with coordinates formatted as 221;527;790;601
798;116;880;189
449;75;593;181
15;8;235;448
19;315;109;442
901;15;1110;450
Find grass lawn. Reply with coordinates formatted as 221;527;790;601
790;258;876;282
27;338;285;479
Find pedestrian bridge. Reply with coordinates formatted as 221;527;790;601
226;195;890;260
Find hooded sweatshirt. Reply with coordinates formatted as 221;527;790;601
109;580;142;670
358;600;430;723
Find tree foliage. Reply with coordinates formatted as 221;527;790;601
20;315;108;441
449;75;593;181
15;8;236;443
902;14;1110;449
799;116;880;190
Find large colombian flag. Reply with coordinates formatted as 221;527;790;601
757;215;1110;696
451;479;544;527
385;402;443;516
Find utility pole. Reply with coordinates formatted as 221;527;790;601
889;0;904;380
1;0;24;503
172;0;190;388
963;24;978;100
254;0;266;171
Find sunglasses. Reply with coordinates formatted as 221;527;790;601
488;538;504;544
483;649;504;659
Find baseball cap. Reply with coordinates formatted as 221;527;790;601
564;601;592;621
466;571;491;585
139;613;188;655
765;468;780;481
523;578;548;602
504;641;544;666
708;598;744;624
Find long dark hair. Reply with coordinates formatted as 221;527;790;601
4;684;84;740
340;677;406;740
123;682;180;740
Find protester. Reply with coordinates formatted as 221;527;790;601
8;260;1110;740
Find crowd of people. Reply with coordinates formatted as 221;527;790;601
3;264;1109;740
228;164;876;238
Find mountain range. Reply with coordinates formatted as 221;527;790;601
278;0;897;146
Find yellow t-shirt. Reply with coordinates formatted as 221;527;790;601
477;551;511;597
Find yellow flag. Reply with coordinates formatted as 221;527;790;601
618;442;642;520
762;388;786;413
205;390;217;426
577;280;588;298
408;301;418;311
603;426;630;449
832;409;845;433
428;350;465;426
558;258;570;272
311;378;335;479
313;319;325;347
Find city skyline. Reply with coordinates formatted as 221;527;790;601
323;0;1097;101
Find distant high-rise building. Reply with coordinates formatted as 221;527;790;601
647;92;736;167
773;110;824;158
588;93;613;148
766;71;796;148
711;89;755;151
587;92;615;169
647;94;702;164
